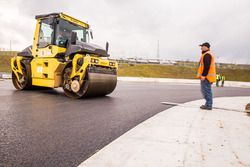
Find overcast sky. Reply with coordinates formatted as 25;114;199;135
0;0;249;64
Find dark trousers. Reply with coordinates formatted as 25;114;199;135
221;80;224;87
201;79;213;107
216;80;219;87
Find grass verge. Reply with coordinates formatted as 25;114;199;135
118;63;250;82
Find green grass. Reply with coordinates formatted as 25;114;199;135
1;53;250;82
118;63;250;82
215;68;250;82
118;64;197;79
0;55;14;72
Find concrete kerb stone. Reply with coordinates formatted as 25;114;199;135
118;77;250;88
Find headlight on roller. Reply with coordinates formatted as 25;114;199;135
109;62;115;66
91;58;99;64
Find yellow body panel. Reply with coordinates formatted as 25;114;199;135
71;54;88;80
11;56;23;80
31;58;66;88
32;19;40;58
71;54;118;80
88;54;118;68
59;13;89;29
34;45;66;58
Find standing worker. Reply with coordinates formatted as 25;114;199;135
221;75;225;87
197;42;216;110
216;74;221;87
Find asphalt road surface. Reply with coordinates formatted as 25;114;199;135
1;79;250;167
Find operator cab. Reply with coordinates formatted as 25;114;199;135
38;17;90;49
34;13;108;58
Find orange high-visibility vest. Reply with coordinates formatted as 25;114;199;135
197;51;216;83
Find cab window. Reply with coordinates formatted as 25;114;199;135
38;19;54;48
55;19;87;48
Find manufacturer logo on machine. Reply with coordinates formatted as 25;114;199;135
40;50;52;57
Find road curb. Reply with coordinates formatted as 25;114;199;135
118;77;250;88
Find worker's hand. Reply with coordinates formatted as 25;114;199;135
200;76;206;81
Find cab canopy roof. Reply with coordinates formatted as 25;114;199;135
35;12;89;29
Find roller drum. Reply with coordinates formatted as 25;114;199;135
81;72;117;97
63;66;117;98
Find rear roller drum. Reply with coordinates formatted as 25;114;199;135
12;63;32;90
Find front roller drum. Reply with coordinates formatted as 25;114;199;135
63;67;117;98
81;72;117;97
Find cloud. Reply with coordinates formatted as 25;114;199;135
0;0;249;64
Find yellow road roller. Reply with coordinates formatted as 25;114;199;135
11;13;118;98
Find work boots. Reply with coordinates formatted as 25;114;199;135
200;105;212;110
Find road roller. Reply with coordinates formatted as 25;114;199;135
10;13;118;98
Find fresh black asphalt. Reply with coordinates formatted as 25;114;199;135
1;80;250;167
